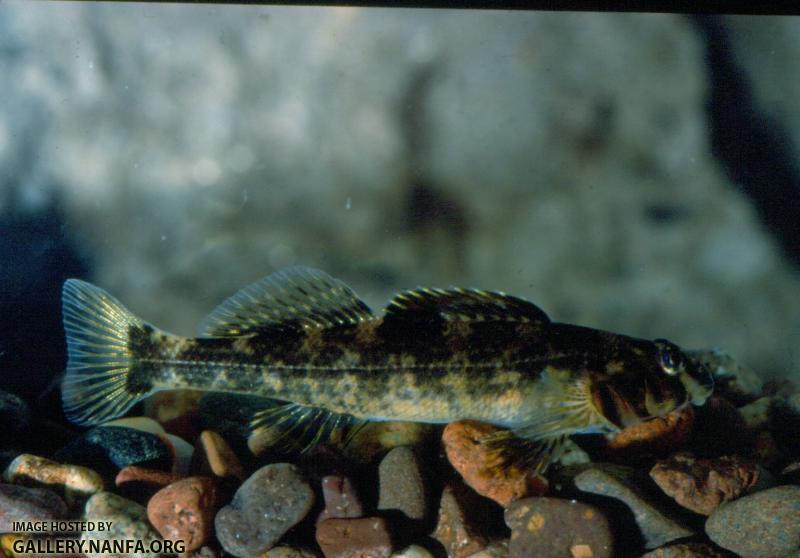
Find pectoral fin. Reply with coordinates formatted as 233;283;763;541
479;371;618;473
513;371;619;440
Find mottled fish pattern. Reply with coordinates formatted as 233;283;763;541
61;267;714;470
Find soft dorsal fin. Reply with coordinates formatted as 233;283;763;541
198;267;373;337
383;287;551;324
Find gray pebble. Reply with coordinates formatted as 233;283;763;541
378;446;426;521
575;466;693;550
706;485;800;558
215;463;314;558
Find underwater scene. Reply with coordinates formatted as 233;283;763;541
1;4;800;558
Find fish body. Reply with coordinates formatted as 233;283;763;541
61;267;713;468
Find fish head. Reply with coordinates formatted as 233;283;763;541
591;338;714;429
653;338;714;406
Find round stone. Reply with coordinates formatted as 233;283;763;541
215;463;314;557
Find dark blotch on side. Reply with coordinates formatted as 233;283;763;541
126;325;159;394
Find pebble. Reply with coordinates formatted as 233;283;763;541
705;485;800;558
83;491;164;558
318;475;364;524
316;517;393;558
390;545;434;558
442;421;547;506
0;483;67;531
3;453;105;508
574;466;693;550
192;430;245;480
55;426;173;478
639;542;730;557
432;482;488;558
650;453;760;515
147;476;217;552
504;497;613;558
378;446;426;521
0;389;30;435
215;463;314;557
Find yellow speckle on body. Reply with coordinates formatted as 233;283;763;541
583;509;595;520
527;513;545;533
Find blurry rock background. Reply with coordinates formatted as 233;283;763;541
1;4;799;402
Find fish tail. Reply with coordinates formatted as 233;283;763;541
61;279;153;426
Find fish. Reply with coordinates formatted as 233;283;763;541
61;266;714;471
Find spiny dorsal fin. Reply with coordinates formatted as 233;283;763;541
198;267;373;337
247;400;367;456
383;288;551;324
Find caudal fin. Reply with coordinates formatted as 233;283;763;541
61;279;150;426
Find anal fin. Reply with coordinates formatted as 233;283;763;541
248;400;367;456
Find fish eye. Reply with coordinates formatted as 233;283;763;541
654;339;683;376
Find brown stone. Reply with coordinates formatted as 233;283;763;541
442;421;547;507
316;517;393;558
147;476;217;552
504;497;613;558
317;476;364;525
432;482;488;558
650;453;760;515
192;430;245;481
